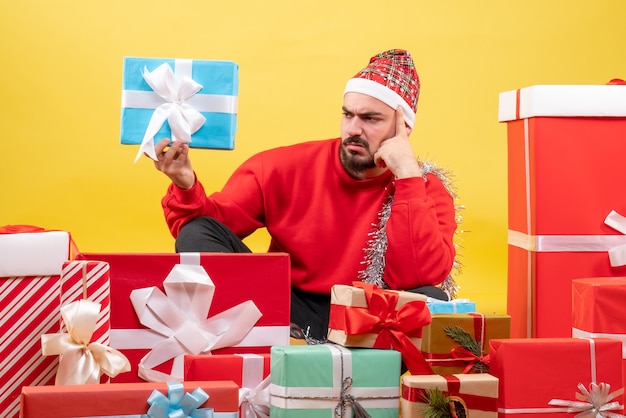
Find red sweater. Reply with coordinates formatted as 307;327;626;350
162;138;457;294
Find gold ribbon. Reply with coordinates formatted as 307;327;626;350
41;299;130;385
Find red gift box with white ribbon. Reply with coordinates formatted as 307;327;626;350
75;252;291;383
490;337;624;418
499;84;626;338
572;277;626;391
184;353;271;418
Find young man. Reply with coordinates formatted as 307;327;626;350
152;49;457;340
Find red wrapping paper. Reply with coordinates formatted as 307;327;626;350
184;353;271;417
19;380;239;417
489;337;624;418
572;277;626;390
503;106;626;338
184;353;270;385
75;252;291;382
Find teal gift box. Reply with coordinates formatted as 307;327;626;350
120;56;238;161
270;344;401;418
427;298;477;314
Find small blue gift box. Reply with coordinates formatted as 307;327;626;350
120;56;238;161
427;298;477;314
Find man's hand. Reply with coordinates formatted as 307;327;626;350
152;138;195;190
374;107;423;179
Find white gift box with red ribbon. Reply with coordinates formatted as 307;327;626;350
0;227;73;418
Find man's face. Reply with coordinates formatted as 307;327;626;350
339;92;396;178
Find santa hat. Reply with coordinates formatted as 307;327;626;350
343;49;420;128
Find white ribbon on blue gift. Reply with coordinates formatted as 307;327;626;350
122;59;238;162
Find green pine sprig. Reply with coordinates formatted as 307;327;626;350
444;325;489;373
421;388;452;418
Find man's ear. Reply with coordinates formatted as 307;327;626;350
405;124;413;137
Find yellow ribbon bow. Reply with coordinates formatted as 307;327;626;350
41;299;131;385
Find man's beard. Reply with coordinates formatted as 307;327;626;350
339;137;376;176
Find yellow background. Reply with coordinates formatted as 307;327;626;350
2;1;625;315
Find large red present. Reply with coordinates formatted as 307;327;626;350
75;252;291;383
185;353;271;417
572;277;626;389
0;226;73;418
499;84;626;338
490;337;624;418
20;380;239;417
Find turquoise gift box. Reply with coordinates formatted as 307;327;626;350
270;344;401;418
120;56;238;160
427;298;477;314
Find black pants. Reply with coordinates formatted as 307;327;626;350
176;216;448;341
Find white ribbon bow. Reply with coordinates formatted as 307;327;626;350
240;376;271;418
41;299;131;385
605;210;626;267
130;263;263;382
135;63;206;162
549;382;625;418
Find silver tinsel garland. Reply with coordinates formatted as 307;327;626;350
357;160;463;299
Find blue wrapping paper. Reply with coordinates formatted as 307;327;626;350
427;298;477;314
120;56;238;153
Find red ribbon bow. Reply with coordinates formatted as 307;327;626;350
450;347;491;374
341;282;433;375
0;225;47;234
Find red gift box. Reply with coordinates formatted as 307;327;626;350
490;337;624;418
184;353;270;386
499;85;626;338
185;353;271;417
75;252;291;383
0;227;73;418
19;380;239;417
572;277;626;389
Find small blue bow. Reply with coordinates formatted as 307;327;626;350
146;382;214;418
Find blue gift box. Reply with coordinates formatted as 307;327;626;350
427;298;477;314
120;56;238;160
